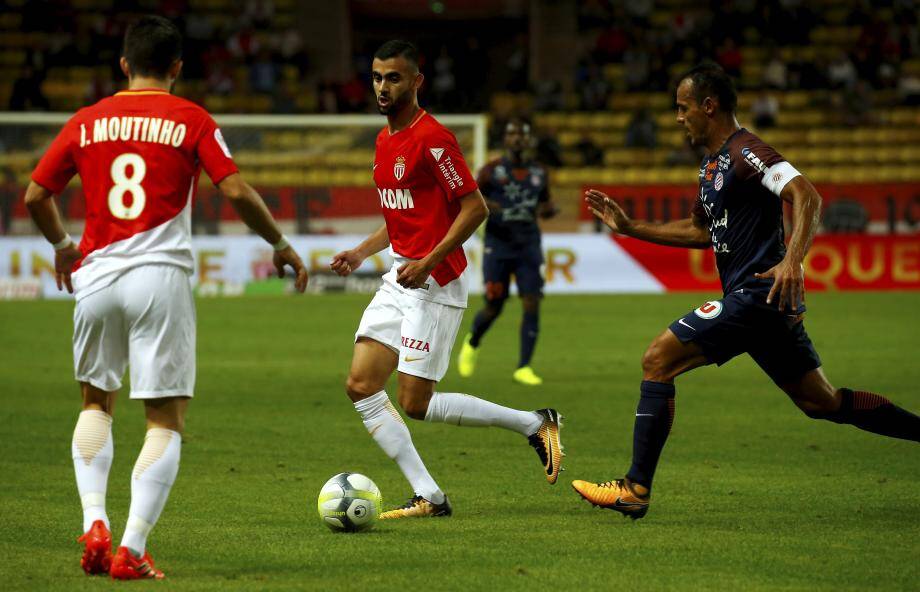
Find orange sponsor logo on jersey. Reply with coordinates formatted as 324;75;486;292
704;160;717;181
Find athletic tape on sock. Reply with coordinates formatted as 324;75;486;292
125;515;154;537
81;492;106;510
133;429;177;479
384;401;406;425
73;410;113;465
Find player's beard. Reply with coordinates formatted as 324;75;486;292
378;90;411;116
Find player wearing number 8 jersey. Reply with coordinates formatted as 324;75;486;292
25;16;307;579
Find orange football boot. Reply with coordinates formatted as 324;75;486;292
77;520;112;575
571;478;650;519
110;546;164;580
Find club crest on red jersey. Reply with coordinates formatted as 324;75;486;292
394;156;406;181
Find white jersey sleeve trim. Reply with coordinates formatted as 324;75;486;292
761;161;800;197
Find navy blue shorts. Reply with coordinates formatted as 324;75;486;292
482;242;544;300
668;291;821;385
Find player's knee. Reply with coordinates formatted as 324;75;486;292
345;374;380;402
795;395;839;418
80;382;113;413
641;340;674;382
396;391;429;420
484;297;506;318
521;295;540;315
396;379;434;420
484;281;507;303
156;414;185;434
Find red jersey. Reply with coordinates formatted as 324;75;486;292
31;88;238;300
373;110;478;290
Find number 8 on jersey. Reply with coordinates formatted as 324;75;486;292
108;153;146;220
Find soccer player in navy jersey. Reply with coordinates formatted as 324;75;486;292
457;119;558;385
572;62;920;519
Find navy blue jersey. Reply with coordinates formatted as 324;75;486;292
694;128;801;302
478;157;550;248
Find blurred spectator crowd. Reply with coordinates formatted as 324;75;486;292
6;0;920;119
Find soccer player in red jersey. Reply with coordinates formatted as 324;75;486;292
25;16;307;578
331;41;563;518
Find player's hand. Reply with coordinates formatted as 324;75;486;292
54;243;82;294
330;249;365;277
585;189;632;234
755;258;805;312
396;258;434;289
273;246;309;293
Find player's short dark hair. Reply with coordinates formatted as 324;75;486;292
373;40;419;71
123;15;182;78
679;62;737;114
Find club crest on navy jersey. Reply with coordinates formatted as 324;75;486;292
394;155;406;180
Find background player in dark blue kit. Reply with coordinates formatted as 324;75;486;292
572;63;920;519
456;119;558;386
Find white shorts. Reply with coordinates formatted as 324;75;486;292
355;283;464;382
73;264;195;398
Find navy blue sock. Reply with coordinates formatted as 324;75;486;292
808;388;920;442
518;311;539;368
469;301;503;348
626;381;676;491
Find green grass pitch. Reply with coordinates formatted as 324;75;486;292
1;292;918;591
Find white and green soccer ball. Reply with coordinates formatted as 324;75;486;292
317;472;382;532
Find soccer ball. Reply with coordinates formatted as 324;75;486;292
317;472;382;532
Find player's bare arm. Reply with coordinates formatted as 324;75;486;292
395;190;488;289
585;188;710;248
217;173;308;292
330;224;390;277
24;181;82;293
754;175;821;311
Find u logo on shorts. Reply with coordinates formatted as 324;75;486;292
694;301;723;319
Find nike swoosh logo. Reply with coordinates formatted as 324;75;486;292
404;356;426;363
544;411;556;475
373;163;378;170
678;318;696;331
613;497;646;509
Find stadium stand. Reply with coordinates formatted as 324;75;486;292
1;0;918;234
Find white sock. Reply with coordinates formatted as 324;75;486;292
72;410;114;533
354;391;444;504
120;428;181;556
425;392;542;436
